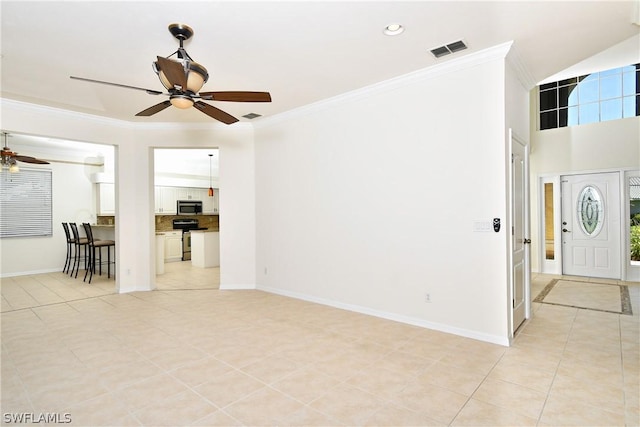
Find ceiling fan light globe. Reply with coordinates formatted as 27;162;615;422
9;162;19;173
186;72;205;93
186;62;208;93
170;94;194;109
156;68;173;90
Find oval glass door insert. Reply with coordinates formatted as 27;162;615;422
577;185;604;236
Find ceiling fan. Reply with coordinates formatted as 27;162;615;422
1;132;50;173
70;23;271;124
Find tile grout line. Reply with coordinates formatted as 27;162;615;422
535;305;579;426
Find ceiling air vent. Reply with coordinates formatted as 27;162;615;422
430;40;467;58
242;113;262;119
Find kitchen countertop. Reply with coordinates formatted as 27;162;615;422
190;229;219;233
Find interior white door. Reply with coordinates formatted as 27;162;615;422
561;172;621;279
510;132;529;334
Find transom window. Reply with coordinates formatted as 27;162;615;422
539;64;639;130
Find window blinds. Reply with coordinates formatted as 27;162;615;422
0;169;53;238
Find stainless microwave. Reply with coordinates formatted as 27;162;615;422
177;200;203;215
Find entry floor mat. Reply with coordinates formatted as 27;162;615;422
534;279;632;315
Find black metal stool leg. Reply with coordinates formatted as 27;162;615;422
107;247;111;278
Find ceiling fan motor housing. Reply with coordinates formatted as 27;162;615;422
168;23;194;42
153;23;209;94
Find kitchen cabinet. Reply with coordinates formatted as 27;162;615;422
155;186;178;214
202;194;214;214
202;189;219;214
190;188;208;204
154;186;219;215
96;183;115;215
163;231;183;262
176;187;193;201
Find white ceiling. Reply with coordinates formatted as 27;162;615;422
2;1;639;175
1;1;639;125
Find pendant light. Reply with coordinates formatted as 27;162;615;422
208;154;214;197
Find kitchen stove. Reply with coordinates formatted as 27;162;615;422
172;219;208;260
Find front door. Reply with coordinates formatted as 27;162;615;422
510;131;529;335
561;172;621;279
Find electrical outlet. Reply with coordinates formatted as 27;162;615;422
264;267;268;275
425;293;431;303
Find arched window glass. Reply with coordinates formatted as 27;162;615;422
539;64;639;130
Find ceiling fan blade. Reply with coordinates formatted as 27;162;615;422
135;101;172;116
70;76;163;95
194;101;239;124
156;56;187;90
15;155;50;165
199;91;272;102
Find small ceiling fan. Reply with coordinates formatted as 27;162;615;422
1;132;50;173
70;23;271;124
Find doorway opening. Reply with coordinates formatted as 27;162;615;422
153;148;221;290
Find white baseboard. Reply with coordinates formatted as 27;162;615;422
220;283;257;290
257;285;510;347
0;268;62;278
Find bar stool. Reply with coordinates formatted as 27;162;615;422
69;223;89;278
61;222;74;274
82;223;115;284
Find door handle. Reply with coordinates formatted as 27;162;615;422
523;238;531;244
562;228;571;233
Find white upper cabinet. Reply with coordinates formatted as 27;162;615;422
202;191;215;214
96;183;115;215
155;186;178;214
154;186;219;215
202;189;219;214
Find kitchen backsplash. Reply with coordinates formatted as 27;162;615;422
156;215;219;232
96;216;115;225
97;215;219;232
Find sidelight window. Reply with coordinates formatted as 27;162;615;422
630;175;640;264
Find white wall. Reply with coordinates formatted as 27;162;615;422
0;99;257;291
505;48;534;337
254;45;516;344
136;126;257;289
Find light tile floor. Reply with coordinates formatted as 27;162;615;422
156;262;220;291
1;271;638;426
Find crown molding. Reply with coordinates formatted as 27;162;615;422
505;42;536;90
256;41;517;129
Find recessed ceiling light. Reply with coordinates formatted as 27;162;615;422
383;23;404;36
